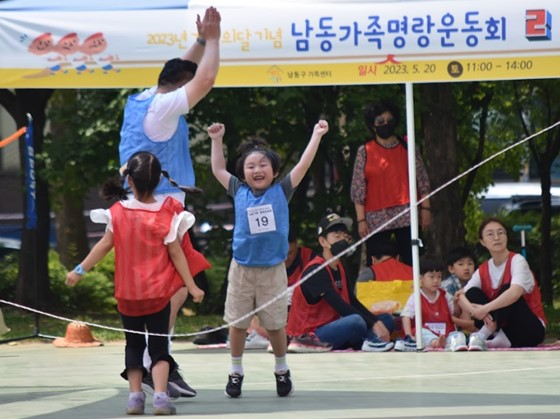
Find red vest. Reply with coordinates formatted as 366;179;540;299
364;139;410;211
287;255;350;336
479;252;547;325
178;232;211;279
371;258;413;281
287;246;314;287
111;197;185;316
420;290;455;337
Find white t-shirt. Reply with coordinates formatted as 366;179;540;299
464;253;535;294
90;198;195;244
136;87;190;142
134;87;190;203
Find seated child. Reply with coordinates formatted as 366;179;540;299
442;247;476;333
357;241;412;282
396;257;466;352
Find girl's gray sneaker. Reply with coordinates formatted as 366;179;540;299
153;393;176;416
126;391;145;415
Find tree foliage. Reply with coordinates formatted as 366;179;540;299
41;89;131;266
5;79;560;311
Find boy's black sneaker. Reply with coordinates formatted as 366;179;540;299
274;370;293;397
168;368;197;397
225;373;244;398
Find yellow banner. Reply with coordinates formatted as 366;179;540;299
1;55;557;88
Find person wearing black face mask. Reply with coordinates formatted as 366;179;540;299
350;100;432;267
287;213;395;352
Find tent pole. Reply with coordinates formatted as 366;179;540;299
405;82;423;350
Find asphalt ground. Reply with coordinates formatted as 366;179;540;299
1;340;560;418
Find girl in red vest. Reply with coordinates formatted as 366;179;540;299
65;152;204;415
350;100;431;266
458;218;546;349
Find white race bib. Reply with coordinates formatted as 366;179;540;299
247;204;276;234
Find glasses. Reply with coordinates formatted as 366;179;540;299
374;116;395;126
483;230;507;239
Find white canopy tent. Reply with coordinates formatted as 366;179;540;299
1;0;559;346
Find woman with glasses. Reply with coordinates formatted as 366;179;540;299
457;218;546;350
350;100;431;266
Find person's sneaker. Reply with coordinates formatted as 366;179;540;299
126;391;145;415
192;326;228;345
225;373;244;398
468;332;487;351
152;393;176;416
394;335;417;352
141;372;181;400
267;342;274;353
446;331;468;352
287;333;332;353
361;335;395;352
274;370;294;397
168;368;197;398
244;330;270;349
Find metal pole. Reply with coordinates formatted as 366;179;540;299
405;83;423;350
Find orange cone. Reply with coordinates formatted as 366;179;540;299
53;322;103;348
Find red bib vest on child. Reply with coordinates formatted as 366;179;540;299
111;197;185;316
287;256;350;336
287;246;314;287
371;258;413;281
420;290;455;337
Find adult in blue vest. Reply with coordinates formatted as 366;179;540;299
118;6;221;400
120;6;220;204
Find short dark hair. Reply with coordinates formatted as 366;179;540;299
364;100;401;135
419;256;444;275
234;137;281;181
371;241;399;259
157;58;198;88
446;246;476;267
478;217;508;240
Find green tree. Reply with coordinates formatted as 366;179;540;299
42;89;129;268
508;80;560;304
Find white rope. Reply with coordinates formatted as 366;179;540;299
2;119;559;339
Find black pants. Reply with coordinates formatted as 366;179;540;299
365;226;412;266
466;286;545;347
119;303;176;379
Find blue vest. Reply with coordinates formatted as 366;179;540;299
119;92;194;195
233;183;289;267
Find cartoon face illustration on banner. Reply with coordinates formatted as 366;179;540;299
54;32;80;59
80;32;107;57
27;32;54;56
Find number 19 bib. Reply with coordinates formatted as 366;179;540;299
247;204;277;234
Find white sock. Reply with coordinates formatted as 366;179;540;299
477;325;491;340
487;329;512;348
230;356;244;376
274;356;289;374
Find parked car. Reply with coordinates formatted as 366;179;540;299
480;182;560;214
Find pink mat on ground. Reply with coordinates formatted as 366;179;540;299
193;343;228;349
329;341;560;353
423;341;560;352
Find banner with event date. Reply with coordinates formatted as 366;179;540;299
0;0;559;88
